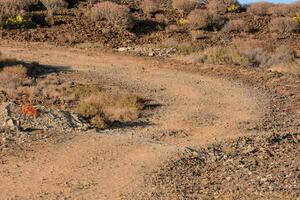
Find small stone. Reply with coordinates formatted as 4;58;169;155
148;52;154;57
118;47;128;52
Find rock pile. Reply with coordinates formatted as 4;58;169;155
118;46;177;57
0;102;90;132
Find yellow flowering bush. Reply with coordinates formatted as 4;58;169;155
227;4;240;12
177;18;189;26
6;15;25;27
293;12;300;23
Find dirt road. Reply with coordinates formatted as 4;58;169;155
0;43;270;199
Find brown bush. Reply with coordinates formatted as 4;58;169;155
269;17;299;33
40;0;67;25
268;4;300;17
247;2;274;16
40;0;67;14
90;1;134;29
172;0;198;13
0;64;30;98
237;45;297;68
188;9;226;30
141;0;162;15
222;19;245;33
206;0;237;13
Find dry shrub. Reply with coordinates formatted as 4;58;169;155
247;2;274;16
194;47;250;66
90;1;134;29
264;46;297;67
238;45;297;68
1;65;28;78
166;24;185;33
40;0;67;25
231;38;269;67
0;64;33;100
0;65;29;89
141;0;172;15
188;9;226;30
242;48;270;67
172;0;198;13
74;89;142;129
161;39;200;54
223;19;245;33
269;17;299;33
294;1;300;7
141;0;161;15
268;4;300;17
231;38;267;52
269;61;300;75
206;0;237;13
187;9;210;30
40;0;67;14
190;30;209;40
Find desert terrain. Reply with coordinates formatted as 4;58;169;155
0;0;299;199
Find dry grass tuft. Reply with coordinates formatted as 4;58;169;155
73;88;142;129
193;47;250;66
90;1;134;29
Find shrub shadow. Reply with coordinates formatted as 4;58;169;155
132;19;165;36
0;58;70;77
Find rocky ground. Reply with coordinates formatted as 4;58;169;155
141;132;300;200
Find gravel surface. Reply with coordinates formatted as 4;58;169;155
142;132;300;200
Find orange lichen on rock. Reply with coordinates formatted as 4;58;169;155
20;104;39;118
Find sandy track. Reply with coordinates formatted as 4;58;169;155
0;43;269;199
